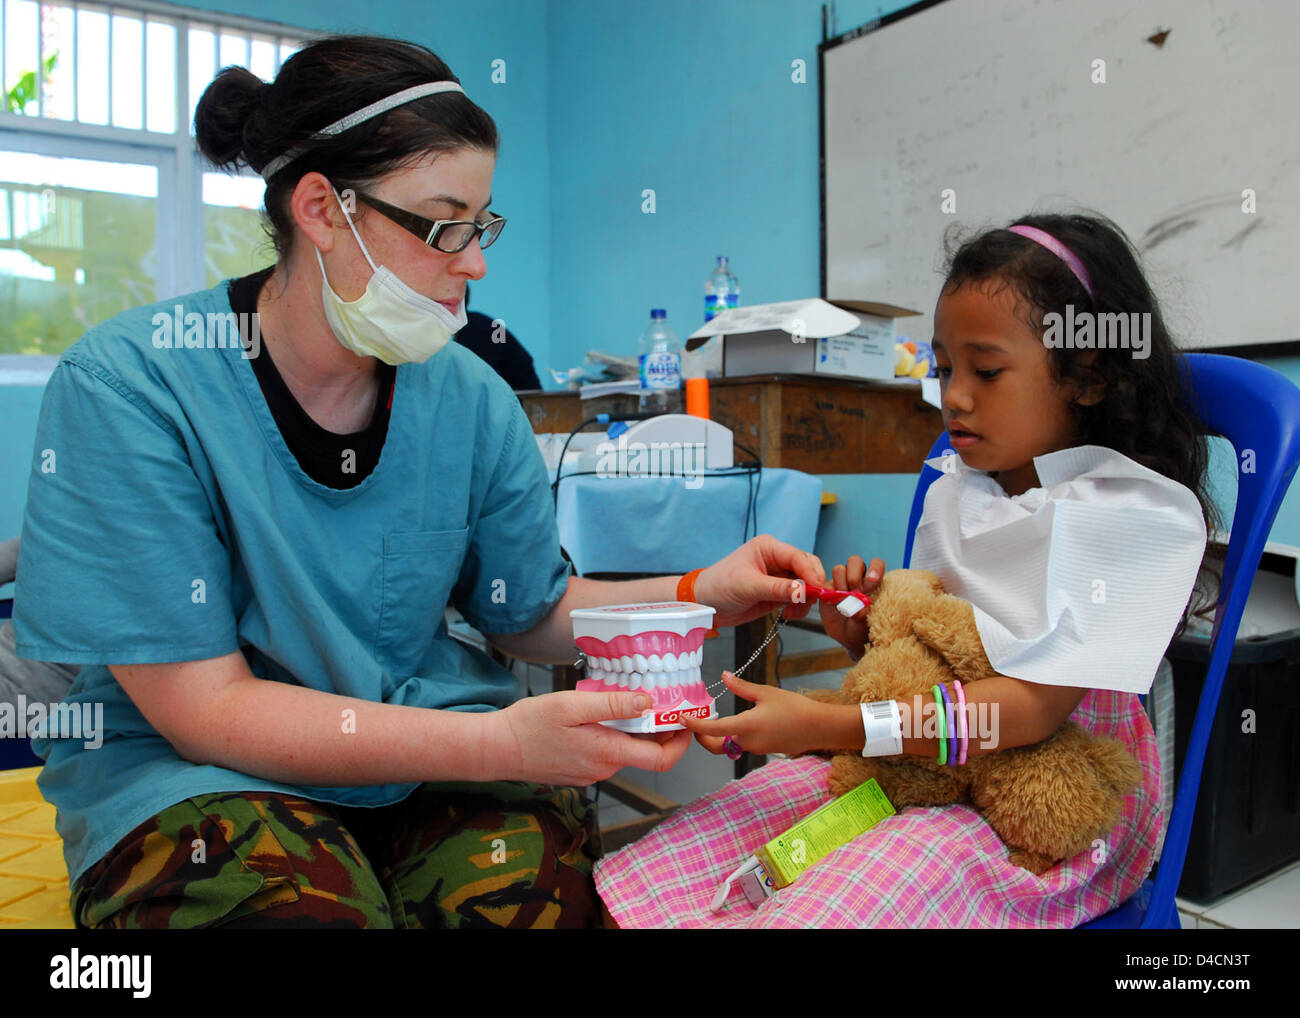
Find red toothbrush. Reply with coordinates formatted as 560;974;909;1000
799;583;871;614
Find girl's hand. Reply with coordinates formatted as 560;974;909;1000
694;535;827;628
679;671;842;757
818;555;885;660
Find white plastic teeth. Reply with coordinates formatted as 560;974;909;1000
589;651;705;690
592;649;702;673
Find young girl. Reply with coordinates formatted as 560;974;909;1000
593;212;1215;928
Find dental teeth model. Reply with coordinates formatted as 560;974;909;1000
570;602;717;733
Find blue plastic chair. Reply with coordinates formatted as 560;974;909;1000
901;352;1300;929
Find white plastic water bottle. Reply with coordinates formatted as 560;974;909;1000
704;256;740;322
638;309;683;414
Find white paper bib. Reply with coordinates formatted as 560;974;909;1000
911;445;1207;694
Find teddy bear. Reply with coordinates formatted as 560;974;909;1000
804;569;1143;874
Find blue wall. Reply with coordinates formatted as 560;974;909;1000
545;0;906;374
0;384;44;590
5;0;1300;586
541;0;918;570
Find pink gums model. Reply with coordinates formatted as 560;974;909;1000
570;602;717;733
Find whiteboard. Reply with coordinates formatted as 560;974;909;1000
822;0;1300;351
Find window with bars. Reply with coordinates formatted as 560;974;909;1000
0;0;307;355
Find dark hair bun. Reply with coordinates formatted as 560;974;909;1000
195;36;498;261
194;65;267;171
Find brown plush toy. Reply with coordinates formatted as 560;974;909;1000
805;569;1143;874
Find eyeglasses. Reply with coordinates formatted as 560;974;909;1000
352;190;506;253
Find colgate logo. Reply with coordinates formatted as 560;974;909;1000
656;704;712;725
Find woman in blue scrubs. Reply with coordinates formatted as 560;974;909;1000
12;35;823;928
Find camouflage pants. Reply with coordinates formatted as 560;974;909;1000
71;781;604;929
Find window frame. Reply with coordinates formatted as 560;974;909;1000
0;0;312;353
1;125;179;297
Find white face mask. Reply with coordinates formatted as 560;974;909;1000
315;191;468;365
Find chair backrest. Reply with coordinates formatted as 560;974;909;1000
900;352;1300;927
902;437;953;570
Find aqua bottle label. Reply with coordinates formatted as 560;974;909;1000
704;293;739;322
640;351;681;389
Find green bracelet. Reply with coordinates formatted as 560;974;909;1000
931;684;947;765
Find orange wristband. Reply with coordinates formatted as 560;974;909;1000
677;568;719;638
677;568;706;604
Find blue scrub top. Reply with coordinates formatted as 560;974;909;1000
13;282;570;885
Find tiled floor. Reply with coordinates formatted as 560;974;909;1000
1177;862;1300;929
505;621;1299;930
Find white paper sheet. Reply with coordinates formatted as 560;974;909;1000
686;299;861;341
911;445;1207;694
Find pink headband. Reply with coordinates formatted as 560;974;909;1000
1007;224;1093;297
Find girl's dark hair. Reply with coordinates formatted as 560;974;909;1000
194;35;498;260
943;211;1222;630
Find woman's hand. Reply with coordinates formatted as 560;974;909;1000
679;671;850;757
818;555;885;661
695;535;828;628
489;689;692;786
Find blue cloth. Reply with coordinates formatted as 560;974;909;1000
12;282;569;884
554;467;821;575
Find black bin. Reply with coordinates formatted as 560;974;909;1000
1165;626;1300;903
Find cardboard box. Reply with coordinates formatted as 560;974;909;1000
685;297;921;381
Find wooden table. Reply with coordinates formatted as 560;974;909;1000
520;374;943;780
518;373;943;475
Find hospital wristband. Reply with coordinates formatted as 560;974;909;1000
860;700;903;757
931;684;948;765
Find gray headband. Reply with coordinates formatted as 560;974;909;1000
260;81;467;181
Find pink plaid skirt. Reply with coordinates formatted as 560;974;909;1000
595;689;1162;928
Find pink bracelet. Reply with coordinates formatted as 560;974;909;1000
954;678;968;764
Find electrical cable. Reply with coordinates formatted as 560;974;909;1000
550;419;762;539
551;415;606;511
733;440;763;544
